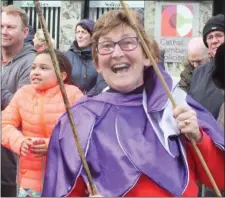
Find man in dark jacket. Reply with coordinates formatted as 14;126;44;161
24;25;35;45
189;14;224;119
1;5;36;196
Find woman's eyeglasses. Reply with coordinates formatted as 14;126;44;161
97;37;139;55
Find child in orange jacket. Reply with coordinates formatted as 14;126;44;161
1;49;83;197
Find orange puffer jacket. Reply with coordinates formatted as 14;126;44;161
2;84;83;193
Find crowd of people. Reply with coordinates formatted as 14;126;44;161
1;4;224;197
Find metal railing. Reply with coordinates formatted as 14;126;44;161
89;7;116;21
22;6;61;49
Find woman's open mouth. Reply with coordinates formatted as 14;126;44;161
111;64;130;74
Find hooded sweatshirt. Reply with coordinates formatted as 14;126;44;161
1;43;36;110
1;43;36;186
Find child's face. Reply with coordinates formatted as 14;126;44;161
30;53;59;91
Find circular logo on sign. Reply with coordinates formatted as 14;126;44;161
161;5;193;37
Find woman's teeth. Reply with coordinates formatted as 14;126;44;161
112;64;129;74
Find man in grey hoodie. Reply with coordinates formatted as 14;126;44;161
1;5;36;197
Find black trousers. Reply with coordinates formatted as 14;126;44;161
204;187;225;197
1;184;17;197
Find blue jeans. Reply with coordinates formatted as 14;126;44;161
18;187;41;197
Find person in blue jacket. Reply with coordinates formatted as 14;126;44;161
65;19;98;94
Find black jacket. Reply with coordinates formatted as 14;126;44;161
189;60;224;119
87;73;108;96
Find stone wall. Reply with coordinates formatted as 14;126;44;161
144;1;156;38
1;1;7;6
59;1;83;52
199;1;213;34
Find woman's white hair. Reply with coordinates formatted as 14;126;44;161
34;29;55;48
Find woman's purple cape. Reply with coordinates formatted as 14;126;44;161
42;67;224;197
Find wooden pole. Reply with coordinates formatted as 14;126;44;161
33;0;98;195
119;1;222;197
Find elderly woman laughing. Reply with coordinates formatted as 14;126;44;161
42;9;224;197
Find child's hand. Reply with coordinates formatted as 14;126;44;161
29;139;48;157
21;138;33;156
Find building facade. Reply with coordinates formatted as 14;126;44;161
59;0;213;76
3;0;213;76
